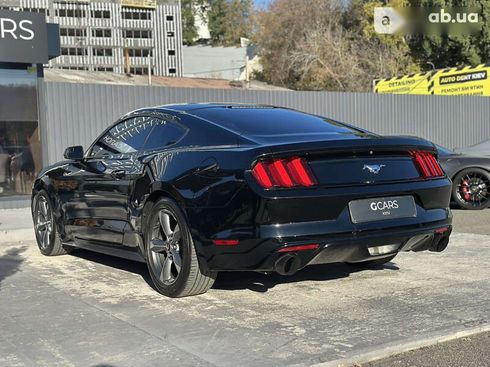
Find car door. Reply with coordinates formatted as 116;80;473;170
68;115;154;245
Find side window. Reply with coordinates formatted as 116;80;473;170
143;118;187;151
89;116;154;158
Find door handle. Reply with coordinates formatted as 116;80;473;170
111;170;126;179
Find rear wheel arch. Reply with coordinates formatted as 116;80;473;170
450;166;489;182
141;190;184;234
140;191;210;274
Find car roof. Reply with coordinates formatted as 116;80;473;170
154;103;277;112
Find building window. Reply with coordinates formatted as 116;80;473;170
92;29;112;38
168;68;176;74
128;49;152;57
93;48;113;57
60;28;87;37
130;67;153;75
123;29;152;39
166;15;174;21
91;10;110;19
168;50;175;56
95;67;114;72
167;31;174;37
57;66;89;71
24;7;47;14
121;10;152;20
61;47;87;56
56;9;86;18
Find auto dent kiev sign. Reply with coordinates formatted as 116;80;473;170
0;9;48;64
374;65;490;97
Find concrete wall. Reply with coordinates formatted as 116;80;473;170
38;80;490;165
183;46;246;80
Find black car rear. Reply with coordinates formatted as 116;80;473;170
32;104;453;297
181;106;452;275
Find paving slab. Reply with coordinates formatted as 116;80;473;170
0;229;489;366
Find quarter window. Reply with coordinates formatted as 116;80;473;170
89;116;154;158
143;119;187;151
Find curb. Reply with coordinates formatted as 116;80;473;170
312;323;490;367
1;228;36;243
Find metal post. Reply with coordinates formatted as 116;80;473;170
245;55;250;89
148;54;152;85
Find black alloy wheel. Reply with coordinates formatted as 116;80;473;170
33;190;70;256
453;168;490;210
145;197;217;297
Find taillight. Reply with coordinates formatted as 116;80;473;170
277;244;319;252
410;151;444;178
251;157;317;189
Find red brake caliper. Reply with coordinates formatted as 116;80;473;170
461;179;471;200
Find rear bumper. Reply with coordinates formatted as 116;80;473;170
190;177;453;272
203;208;452;272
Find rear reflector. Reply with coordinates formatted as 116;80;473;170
434;226;450;234
252;157;317;189
213;239;239;246
410;151;444;178
277;244;319;252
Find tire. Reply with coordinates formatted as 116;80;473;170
144;197;217;298
33;190;69;256
347;254;397;268
452;168;490;210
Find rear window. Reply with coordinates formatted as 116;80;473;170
190;107;358;136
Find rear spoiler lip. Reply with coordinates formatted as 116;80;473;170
255;137;437;158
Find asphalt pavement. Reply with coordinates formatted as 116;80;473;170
0;208;488;367
364;331;490;367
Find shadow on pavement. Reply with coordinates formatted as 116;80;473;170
69;248;399;293
213;261;399;293
71;249;155;288
0;246;27;290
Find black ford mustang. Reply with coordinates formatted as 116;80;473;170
31;104;452;297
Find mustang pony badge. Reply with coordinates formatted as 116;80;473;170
363;164;386;174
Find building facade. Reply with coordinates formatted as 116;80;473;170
0;0;183;76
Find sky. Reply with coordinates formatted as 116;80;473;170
254;0;272;9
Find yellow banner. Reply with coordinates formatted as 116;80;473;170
120;0;156;9
374;72;431;95
375;65;490;96
430;65;489;96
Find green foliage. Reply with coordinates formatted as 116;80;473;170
181;0;198;45
408;0;490;69
207;0;253;46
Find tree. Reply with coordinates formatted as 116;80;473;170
181;0;198;45
254;0;418;91
351;0;420;78
407;0;490;69
207;0;253;46
207;0;229;45
223;0;253;45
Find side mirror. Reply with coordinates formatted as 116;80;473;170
64;146;84;161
